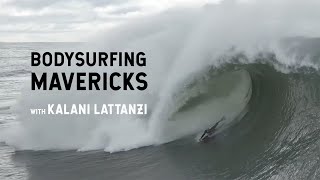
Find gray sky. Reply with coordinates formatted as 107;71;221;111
1;0;319;42
0;0;220;42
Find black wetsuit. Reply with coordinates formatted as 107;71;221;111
200;117;225;141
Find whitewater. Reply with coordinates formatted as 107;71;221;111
0;0;320;157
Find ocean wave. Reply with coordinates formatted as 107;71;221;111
1;1;320;160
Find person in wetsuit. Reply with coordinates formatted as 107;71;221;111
199;117;225;142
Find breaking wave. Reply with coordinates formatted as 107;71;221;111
1;0;320;156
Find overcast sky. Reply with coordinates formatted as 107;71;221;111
1;0;319;42
0;0;223;42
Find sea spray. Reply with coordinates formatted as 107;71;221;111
2;0;320;152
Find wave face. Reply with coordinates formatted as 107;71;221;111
238;63;320;179
1;0;320;165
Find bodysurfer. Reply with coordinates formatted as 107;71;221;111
199;117;225;142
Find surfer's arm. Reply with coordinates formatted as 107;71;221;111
209;124;218;132
210;117;225;131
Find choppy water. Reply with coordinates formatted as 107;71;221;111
1;1;320;178
0;36;320;180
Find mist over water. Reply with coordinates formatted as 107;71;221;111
0;0;320;180
1;0;320;157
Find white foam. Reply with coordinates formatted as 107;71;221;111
2;0;320;152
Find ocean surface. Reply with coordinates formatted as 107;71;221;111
2;2;320;177
0;38;320;180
